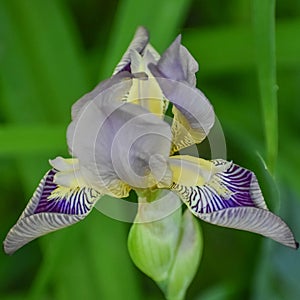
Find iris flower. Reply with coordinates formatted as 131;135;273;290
4;27;298;255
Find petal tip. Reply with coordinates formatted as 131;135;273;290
175;34;182;43
3;167;101;254
3;226;27;255
3;240;12;256
135;26;149;38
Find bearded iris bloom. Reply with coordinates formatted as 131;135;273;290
3;27;298;256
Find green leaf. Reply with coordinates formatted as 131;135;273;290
0;125;65;156
99;0;193;78
252;0;278;175
183;19;300;75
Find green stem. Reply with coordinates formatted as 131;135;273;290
252;0;278;175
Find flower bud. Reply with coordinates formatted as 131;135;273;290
165;210;203;300
128;191;182;282
128;190;203;300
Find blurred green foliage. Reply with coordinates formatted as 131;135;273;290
0;0;299;299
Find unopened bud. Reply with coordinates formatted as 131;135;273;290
128;191;182;282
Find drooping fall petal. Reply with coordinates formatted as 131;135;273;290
169;156;298;249
3;167;101;255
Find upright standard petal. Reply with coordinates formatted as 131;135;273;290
151;35;198;87
68;79;173;196
146;73;215;152
113;26;149;75
148;36;214;152
3;163;101;255
169;156;298;249
124;52;167;118
170;100;214;153
127;76;168;118
71;71;132;120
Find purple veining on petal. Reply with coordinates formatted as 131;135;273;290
186;163;265;214
122;64;132;73
33;169;57;213
3;167;100;254
33;169;95;215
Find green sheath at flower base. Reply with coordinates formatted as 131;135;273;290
128;191;203;300
164;210;202;300
128;192;182;282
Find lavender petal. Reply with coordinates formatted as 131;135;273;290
68;80;172;194
113;26;149;75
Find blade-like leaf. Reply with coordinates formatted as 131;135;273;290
252;0;278;174
99;0;193;78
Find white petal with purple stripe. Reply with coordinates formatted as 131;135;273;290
170;158;298;249
3;169;101;255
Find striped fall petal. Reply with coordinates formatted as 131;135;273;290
3;168;101;255
170;157;298;249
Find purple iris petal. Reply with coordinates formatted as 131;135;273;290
200;206;299;249
148;35;198;86
147;35;214;147
3;169;100;255
145;76;215;143
68;79;172;193
175;162;263;215
34;169;97;215
113;26;149;75
71;71;132;120
172;161;298;249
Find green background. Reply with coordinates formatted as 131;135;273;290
0;0;299;299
